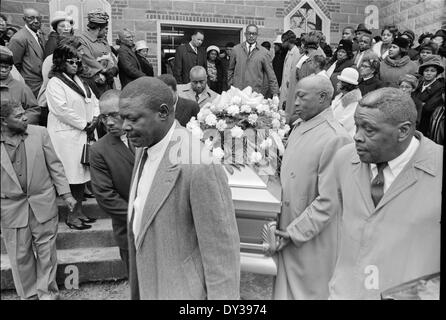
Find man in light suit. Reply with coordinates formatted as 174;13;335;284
177;66;219;108
119;77;240;300
283;88;442;299
8;8;46;97
89;90;135;275
1;100;76;300
273;75;352;300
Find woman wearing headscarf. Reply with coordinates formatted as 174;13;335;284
206;45;224;94
326;39;354;89
44;11;74;58
372;25;399;60
379;36;417;87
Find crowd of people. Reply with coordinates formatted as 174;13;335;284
0;7;443;300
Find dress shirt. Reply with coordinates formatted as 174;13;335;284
120;134;129;148
131;121;176;238
370;136;420;193
246;42;255;54
355;51;365;67
189;42;197;54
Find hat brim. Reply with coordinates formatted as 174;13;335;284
419;64;445;74
51;17;73;29
337;75;358;85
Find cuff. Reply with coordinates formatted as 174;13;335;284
286;211;316;247
61;193;73;200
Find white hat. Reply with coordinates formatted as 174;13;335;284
273;35;282;44
337;67;359;85
50;11;73;29
206;45;220;53
135;40;149;51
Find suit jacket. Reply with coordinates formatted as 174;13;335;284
136;54;154;77
8;27;46;97
358;75;386;96
177;83;219;108
1;125;71;228
173;43;207;84
127;123;240;300
273;108;352;300
118;44;146;88
175;97;200;126
287;132;442;299
89;133;135;216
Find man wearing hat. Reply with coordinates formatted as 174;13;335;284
79;9;118;98
44;11;74;58
117;29;145;88
355;23;372;39
134;40;154;77
0;46;40;124
8;8;46;98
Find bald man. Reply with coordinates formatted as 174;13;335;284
120;77;240;300
273;75;352;300
177;66;219;108
8;8;46;97
285;88;442;299
89;90;135;275
117;29;145;88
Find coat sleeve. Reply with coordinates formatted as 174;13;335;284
118;49;146;79
422;82;445;113
262;54;279;95
189;164;241;300
41;127;71;196
173;46;184;84
286;135;351;246
89;145;129;215
45;79;88;130
7;35;25;72
21;83;41;125
78;38;103;78
227;51;236;87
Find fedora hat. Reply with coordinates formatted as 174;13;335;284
337;67;359;85
418;55;445;74
135;40;149;51
50;11;73;30
356;23;372;35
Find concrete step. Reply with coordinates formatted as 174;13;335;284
57;197;109;221
1;218;116;255
1;246;127;290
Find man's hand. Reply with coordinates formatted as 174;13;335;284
84;121;97;136
275;229;291;251
64;196;77;212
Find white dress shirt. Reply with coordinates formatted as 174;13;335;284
370;136;420;193
189;42;197;54
120;134;129;148
130;121;176;239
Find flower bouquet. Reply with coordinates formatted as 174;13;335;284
186;86;290;176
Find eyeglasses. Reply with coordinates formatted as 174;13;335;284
100;112;121;122
246;32;258;36
24;16;42;22
66;58;81;65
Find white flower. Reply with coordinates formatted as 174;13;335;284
191;126;204;139
240;105;252;113
249;152;262;164
272;95;280;107
272;119;281;129
255;104;269;114
205;113;217;126
212;147;225;161
226;105;240;117
230;125;244;138
248;114;258;125
204;138;214;150
278;129;286;139
186;117;199;130
230;95;242;105
284;124;291;133
216;119;228;132
197;108;211;122
210;104;224;113
271;112;281;120
260;138;273;150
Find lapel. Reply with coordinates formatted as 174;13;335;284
23;130;36;189
351;153;375;215
24;27;43;59
186;43;197;56
135;137;181;251
127;147;143;221
0;143;22;189
125;45;141;69
109;134;134;163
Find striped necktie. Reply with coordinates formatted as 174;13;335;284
371;162;388;207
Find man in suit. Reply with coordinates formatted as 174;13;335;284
119;77;240;300
281;88;442;299
273;75;352;300
8;8;46;97
1;100;76;300
228;24;279;97
158;73;199;127
89;90;135;274
353;34;373;68
177;66;219;108
173;30;207;84
117;29;146;88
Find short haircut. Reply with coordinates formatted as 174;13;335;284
361;51;381;74
343;26;355;34
192;29;204;36
282;30;297;44
0;100;21;119
359;34;373;44
312;55;327;69
99;89;120;102
245;24;258;32
120;77;174;114
359;87;417;125
190;65;207;78
158;74;177;91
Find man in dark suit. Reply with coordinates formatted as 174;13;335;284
157;74;199;127
173;30;207;84
89;90;135;274
117;29;145;88
8;8;46;97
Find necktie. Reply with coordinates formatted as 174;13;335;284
249;44;254;55
195;92;200;102
131;148;148;238
371;162;388;207
37;31;44;50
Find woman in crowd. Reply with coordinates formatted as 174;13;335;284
134;40;154;77
310;54;329;78
398;74;422;127
0;14;8;46
414;41;439;69
372;25;399;60
432;29;446;59
331;67;362;138
379;37;417;87
45;41;100;230
296;35;324;81
44;11;74;58
400;29;418;60
206;45;223;94
326;39;354;89
412;55;445;137
358;52;385;96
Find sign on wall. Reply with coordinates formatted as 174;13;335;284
364;5;379;30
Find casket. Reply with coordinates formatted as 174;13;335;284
226;166;281;275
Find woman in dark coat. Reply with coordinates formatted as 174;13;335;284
358;51;386;96
398;74;422;127
44;11;74;58
206;45;224;94
412;55;445;137
134;40;154;77
326;39;355;89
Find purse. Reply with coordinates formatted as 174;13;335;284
81;137;91;166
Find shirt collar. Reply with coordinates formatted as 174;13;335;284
146;121;176;161
25;24;39;37
292;107;333;134
0;130;29;145
189;42;197;52
0;74;14;87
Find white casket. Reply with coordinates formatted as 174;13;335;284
226;166;281;275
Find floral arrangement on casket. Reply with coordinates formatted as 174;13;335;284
186;86;291;176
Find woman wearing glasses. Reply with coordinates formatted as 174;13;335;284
45;41;100;230
357;52;386;96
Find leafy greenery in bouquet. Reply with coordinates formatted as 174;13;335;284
186;86;290;176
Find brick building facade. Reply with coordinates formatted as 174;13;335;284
1;0;445;75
